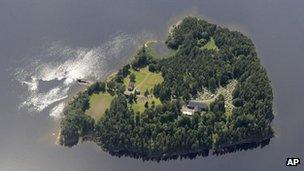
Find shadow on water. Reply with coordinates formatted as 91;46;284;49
84;138;271;162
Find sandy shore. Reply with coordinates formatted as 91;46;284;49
144;40;158;48
168;19;182;35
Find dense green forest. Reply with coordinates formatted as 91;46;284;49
59;17;274;160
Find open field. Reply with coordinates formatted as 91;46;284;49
124;67;164;93
199;80;237;116
124;67;163;113
85;92;114;120
146;41;177;59
87;67;164;116
131;95;162;113
202;37;219;51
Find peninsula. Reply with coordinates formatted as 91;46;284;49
59;17;274;160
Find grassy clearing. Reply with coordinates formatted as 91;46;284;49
202;37;219;52
146;41;177;59
124;67;164;113
131;96;162;114
85;92;114;120
124;67;164;93
146;41;160;58
199;80;237;116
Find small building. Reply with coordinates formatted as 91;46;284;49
187;100;208;112
135;89;140;95
124;90;133;97
124;82;139;97
128;82;135;91
181;100;208;116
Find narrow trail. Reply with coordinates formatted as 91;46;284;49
135;72;151;90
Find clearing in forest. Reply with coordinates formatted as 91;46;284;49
198;80;238;116
202;37;219;51
145;41;177;58
85;92;114;120
131;95;162;114
124;67;163;93
124;67;164;113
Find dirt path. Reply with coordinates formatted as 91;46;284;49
135;72;151;90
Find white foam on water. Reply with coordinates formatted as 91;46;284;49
21;76;39;92
49;102;65;119
14;33;145;119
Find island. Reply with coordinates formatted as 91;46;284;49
59;17;274;160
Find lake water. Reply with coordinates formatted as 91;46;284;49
1;0;304;170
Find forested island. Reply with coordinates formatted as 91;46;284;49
59;17;274;160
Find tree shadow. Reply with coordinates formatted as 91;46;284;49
103;138;271;162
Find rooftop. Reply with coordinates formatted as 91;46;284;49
187;100;208;111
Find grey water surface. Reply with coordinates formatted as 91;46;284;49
0;0;304;170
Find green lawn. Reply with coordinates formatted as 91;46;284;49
131;96;162;114
146;41;160;58
202;37;219;51
124;67;164;113
85;92;114;120
146;41;177;59
124;67;164;93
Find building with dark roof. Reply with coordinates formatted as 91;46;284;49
128;82;135;91
181;100;208;115
187;100;208;112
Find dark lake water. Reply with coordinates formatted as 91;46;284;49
1;0;304;170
